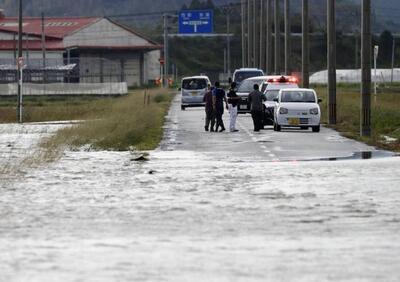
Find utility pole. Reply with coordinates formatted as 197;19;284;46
266;0;272;73
259;0;264;69
327;0;336;124
284;0;290;74
17;0;23;123
391;38;396;84
361;0;371;137
302;0;309;88
163;14;169;88
241;0;247;67
274;0;280;74
247;0;252;67
226;10;231;76
253;0;257;68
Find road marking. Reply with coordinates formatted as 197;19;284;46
237;120;279;161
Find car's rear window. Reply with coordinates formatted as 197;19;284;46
234;71;263;83
182;79;208;90
281;91;316;103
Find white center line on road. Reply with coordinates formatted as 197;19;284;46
237;120;279;161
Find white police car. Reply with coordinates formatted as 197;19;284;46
262;75;299;125
273;88;322;132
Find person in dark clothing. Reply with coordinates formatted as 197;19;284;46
227;82;240;132
212;81;228;132
203;85;215;131
248;84;266;132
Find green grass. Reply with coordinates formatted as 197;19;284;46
314;85;400;151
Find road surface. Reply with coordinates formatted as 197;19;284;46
0;96;399;282
163;96;382;161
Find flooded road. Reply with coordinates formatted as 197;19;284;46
1;98;400;281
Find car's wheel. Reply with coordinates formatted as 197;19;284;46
312;125;320;132
181;105;185;111
300;126;308;130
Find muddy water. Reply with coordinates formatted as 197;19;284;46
1;136;400;282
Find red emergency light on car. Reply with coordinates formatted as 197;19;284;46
267;76;298;84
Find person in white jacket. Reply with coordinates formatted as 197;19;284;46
227;82;240;132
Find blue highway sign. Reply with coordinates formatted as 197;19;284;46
179;10;214;34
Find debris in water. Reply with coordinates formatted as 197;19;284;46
130;152;150;162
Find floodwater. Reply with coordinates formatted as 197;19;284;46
1;122;400;282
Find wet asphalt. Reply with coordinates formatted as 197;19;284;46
163;96;380;162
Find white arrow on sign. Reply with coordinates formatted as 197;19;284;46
182;20;209;33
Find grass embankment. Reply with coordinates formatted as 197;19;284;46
0;88;174;151
313;84;400;152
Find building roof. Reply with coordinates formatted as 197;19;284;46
0;17;101;39
0;16;162;52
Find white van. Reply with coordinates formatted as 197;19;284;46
180;76;211;110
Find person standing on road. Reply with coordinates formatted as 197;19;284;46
203;84;215;132
248;84;266;132
212;81;228;132
227;82;240;132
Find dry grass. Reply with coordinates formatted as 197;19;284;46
0;96;114;123
314;85;400;151
41;89;174;152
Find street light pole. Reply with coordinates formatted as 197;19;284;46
17;0;23;123
361;0;371;137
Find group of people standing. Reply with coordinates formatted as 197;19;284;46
203;81;266;133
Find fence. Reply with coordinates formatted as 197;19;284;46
0;58;129;96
